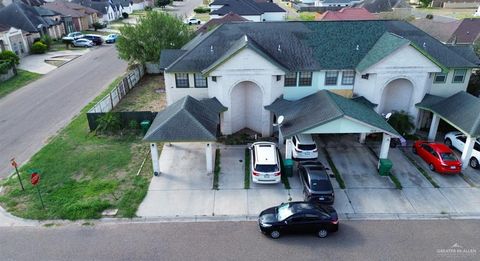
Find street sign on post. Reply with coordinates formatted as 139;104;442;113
10;158;24;191
29;170;45;209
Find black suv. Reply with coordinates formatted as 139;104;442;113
83;34;103;45
258;202;339;239
298;161;334;204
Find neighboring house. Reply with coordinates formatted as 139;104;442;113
0;24;29;57
43;1;100;32
111;0;133;15
210;0;286;22
315;7;376;20
447;18;480;45
0;1;63;44
431;0;480;8
132;0;149;11
360;0;409;13
159;20;479;138
315;0;364;7
410;18;461;43
73;0;124;22
197;12;248;35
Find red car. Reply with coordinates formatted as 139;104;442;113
413;141;462;174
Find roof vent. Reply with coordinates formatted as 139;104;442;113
210;45;214;53
422;42;426;48
277;44;281;52
356;44;359;51
467;31;470;35
244;35;248;42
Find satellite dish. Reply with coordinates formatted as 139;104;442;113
385;112;392;120
277;115;284;125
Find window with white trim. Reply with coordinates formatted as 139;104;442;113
298;72;313;86
194;73;207;88
325;71;338;85
175;73;189;88
433;72;447;83
452;69;466;83
341;71;355;85
284;72;297;87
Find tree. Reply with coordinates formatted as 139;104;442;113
116;11;193;64
419;0;432;7
388;111;414;136
156;0;172;8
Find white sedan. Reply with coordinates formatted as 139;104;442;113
72;39;94;48
184;18;202;25
444;131;480;168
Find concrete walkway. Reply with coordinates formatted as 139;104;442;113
18;49;89;74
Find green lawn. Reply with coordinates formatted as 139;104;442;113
0;76;155;220
0;70;42;99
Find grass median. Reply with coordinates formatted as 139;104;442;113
0;70;42;99
0;76;153;220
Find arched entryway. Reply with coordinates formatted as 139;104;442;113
380;78;414;114
230;81;263;134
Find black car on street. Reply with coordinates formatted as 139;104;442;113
258;202;339;239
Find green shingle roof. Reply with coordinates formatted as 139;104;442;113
416;91;480;137
143;96;226;142
265;90;399;138
356;32;410;72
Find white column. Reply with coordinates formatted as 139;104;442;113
461;135;475;170
278;126;284;146
285;138;293;160
428;114;440;141
150;143;160;176
379;133;391;158
206;143;213;173
359;133;367;144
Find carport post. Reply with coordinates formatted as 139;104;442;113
285;138;293;160
378;133;391;167
460;135;475;170
428;114;440;141
359;133;367;144
150;143;160;176
206;143;213;173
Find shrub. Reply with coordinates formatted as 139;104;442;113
156;0;172;8
95;112;121;133
40;35;53;48
122;12;129;19
0;50;20;65
144;6;152;11
0;60;12;74
128;120;139;129
194;6;210;13
31;41;48;54
93;21;104;31
388;111;414;136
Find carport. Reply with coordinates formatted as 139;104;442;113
143;95;227;175
266;90;400;165
416;91;480;169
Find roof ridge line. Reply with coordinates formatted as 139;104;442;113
16;2;38;33
324;90;345;117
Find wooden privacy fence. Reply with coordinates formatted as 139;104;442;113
86;111;157;131
88;65;145;113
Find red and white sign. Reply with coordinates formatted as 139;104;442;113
31;173;40;186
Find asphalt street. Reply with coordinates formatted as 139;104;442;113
0;45;127;178
172;0;203;19
0;220;479;261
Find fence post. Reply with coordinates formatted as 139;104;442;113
109;92;114;111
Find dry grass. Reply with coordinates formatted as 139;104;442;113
113;74;166;112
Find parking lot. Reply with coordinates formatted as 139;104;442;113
137;135;480;219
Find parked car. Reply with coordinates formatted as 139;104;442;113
298;161;334;204
62;32;84;41
258;202;339;239
72;39;94;47
105;34;118;44
83;34;103;45
291;134;318;160
184;18;202;25
250;142;281;184
412;141;462;174
444;131;480;169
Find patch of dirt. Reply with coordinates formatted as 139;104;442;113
114;74;166;112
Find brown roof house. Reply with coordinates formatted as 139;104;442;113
196;12;248;35
315;7;376;21
43;0;101;32
448;18;480;44
410;18;461;43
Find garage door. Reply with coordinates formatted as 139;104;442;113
230;81;263;134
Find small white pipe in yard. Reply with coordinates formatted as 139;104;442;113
136;149;149;176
